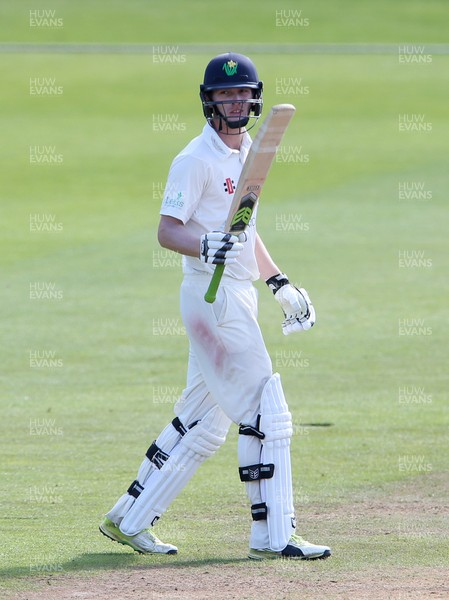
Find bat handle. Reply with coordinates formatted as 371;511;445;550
204;264;225;303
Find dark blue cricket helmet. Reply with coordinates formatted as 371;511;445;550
200;52;263;131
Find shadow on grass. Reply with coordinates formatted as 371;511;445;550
0;552;248;582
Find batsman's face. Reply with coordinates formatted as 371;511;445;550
211;87;253;122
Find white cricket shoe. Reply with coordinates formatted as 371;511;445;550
99;517;177;555
248;533;331;560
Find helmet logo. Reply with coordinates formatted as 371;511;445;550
222;59;238;76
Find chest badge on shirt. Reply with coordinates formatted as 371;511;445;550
223;177;235;195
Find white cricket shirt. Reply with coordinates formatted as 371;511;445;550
160;123;259;280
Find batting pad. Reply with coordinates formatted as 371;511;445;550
259;373;295;551
120;405;230;536
106;418;184;525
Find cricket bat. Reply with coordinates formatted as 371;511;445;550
204;103;296;303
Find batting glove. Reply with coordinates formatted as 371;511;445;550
266;273;316;335
200;231;246;265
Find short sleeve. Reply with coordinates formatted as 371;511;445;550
160;155;207;225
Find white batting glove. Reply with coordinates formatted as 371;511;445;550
200;231;247;265
266;273;316;335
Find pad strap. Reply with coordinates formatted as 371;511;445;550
172;416;200;437
239;415;265;440
239;463;274;482
172;416;187;436
127;479;144;499
146;442;169;469
251;502;267;521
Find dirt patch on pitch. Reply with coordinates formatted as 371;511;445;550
6;473;449;600
6;565;449;600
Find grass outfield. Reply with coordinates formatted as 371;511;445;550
1;0;448;43
1;1;448;598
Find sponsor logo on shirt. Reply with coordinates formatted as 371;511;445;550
163;191;184;209
223;177;235;194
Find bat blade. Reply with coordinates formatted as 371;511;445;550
204;104;296;303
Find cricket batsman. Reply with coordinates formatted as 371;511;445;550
100;52;331;560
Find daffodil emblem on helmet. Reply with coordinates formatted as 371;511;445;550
223;59;238;76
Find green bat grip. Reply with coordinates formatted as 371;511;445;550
204;264;225;303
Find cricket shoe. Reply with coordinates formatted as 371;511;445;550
99;517;177;555
248;534;331;560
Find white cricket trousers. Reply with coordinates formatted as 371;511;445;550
176;274;272;427
107;273;277;549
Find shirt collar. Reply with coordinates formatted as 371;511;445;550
203;122;252;164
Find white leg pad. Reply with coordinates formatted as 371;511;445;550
106;419;185;525
238;433;270;549
120;405;230;536
259;373;295;551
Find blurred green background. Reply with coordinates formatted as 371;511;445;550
1;0;448;593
